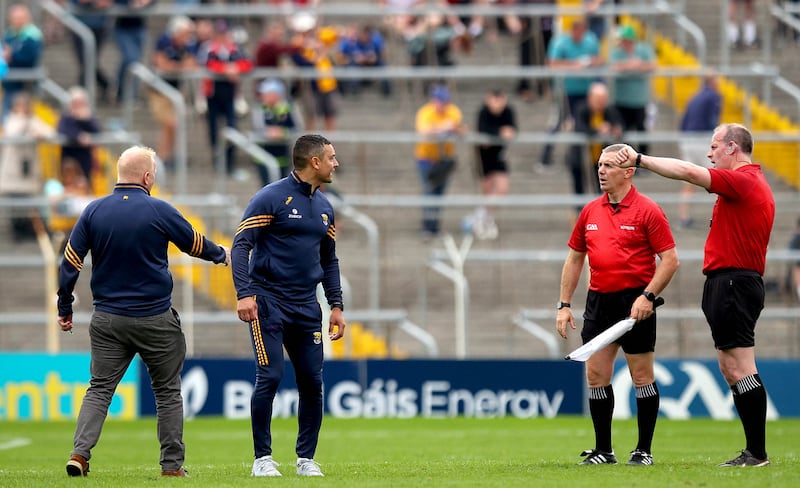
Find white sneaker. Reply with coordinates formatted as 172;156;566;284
251;455;282;477
296;457;324;476
193;97;207;115
235;95;249;117
473;211;499;240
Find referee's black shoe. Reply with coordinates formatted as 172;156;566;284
718;450;770;467
627;449;654;466
579;449;618;465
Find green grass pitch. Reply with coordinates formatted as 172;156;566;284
1;416;798;487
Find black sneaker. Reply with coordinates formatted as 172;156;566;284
579;449;618;465
627;449;654;466
718;450;770;467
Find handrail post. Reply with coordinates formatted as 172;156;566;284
33;216;59;353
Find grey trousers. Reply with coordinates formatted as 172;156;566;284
72;308;186;472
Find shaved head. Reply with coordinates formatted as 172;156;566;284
117;146;157;188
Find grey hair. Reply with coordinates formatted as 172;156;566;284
167;15;194;36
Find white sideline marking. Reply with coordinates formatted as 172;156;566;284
0;438;31;450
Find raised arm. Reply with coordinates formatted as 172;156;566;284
614;144;712;189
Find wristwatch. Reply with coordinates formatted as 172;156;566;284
641;291;656;302
557;301;571;310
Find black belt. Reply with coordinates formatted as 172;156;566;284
704;267;761;278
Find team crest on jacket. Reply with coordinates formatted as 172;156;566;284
313;332;322;344
321;213;329;226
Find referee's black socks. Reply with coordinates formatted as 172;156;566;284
635;382;660;454
731;373;768;460
589;385;615;453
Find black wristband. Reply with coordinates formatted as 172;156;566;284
635;153;642;167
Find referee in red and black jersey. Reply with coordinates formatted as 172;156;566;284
615;123;775;467
57;146;231;477
558;144;679;466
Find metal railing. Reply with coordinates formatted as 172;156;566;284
432;246;800;358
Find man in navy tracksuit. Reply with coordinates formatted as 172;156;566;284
57;146;230;478
232;134;346;478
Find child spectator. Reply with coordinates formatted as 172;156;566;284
250;78;301;185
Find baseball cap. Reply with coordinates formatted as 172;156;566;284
258;78;285;96
618;25;636;41
431;85;451;103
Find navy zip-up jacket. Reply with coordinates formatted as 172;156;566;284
57;184;227;317
232;172;343;309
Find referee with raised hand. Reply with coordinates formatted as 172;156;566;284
615;123;775;467
57;146;230;478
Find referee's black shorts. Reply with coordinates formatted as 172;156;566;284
582;287;656;355
702;268;765;350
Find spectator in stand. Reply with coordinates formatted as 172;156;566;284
338;23;391;97
0;93;56;241
2;4;44;121
113;0;153;103
380;0;423;37
285;13;319;125
198;19;253;177
150;16;199;170
291;26;341;131
444;0;490;51
57;87;102;184
67;0;113;104
191;18;214;115
585;0;621;42
503;0;555;103
677;74;722;228
255;21;298;75
728;0;758;49
538;17;601;172
404;12;457;68
251;78;301;185
414;84;467;238
609;24;655;156
467;88;517;240
567;82;623;196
